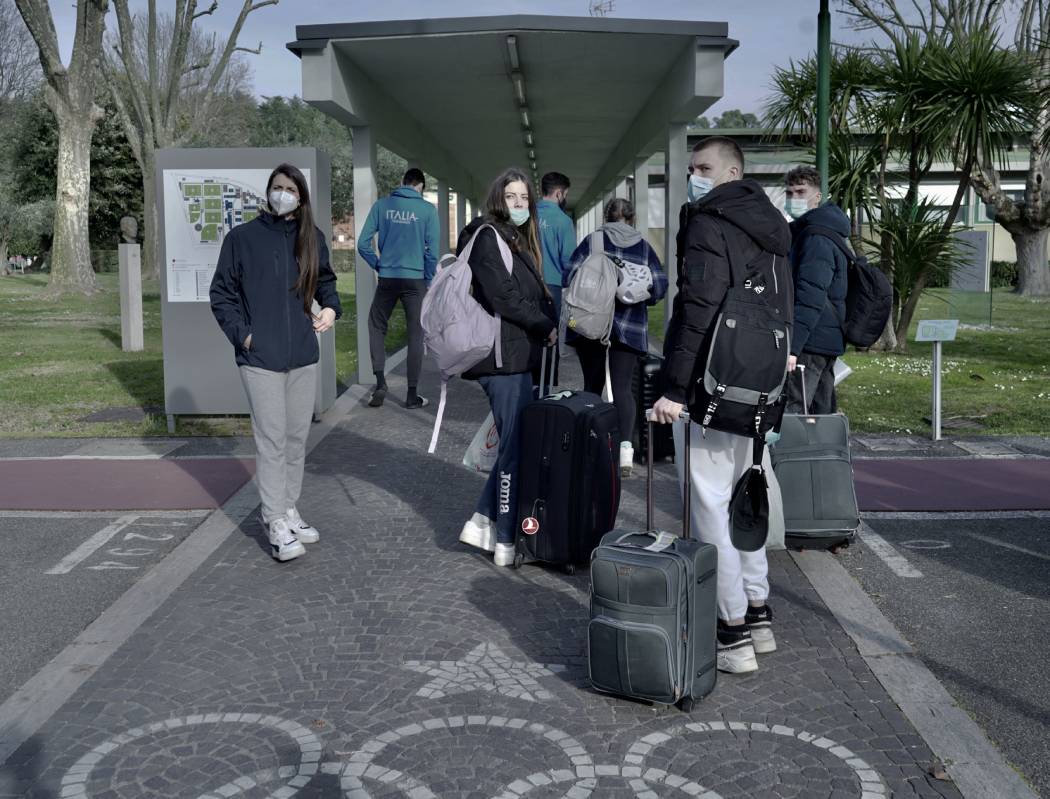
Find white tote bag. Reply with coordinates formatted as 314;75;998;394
462;412;500;473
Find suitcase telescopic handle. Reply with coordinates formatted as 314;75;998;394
644;409;691;539
796;363;808;415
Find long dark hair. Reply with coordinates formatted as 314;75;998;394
266;163;318;315
483;167;546;293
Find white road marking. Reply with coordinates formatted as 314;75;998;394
857;524;924;578
967;533;1050;562
45;515;140;574
0;510;207;519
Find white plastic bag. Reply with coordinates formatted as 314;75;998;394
462;412;499;473
614;258;653;304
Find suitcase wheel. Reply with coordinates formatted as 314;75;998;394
678;696;698;713
512;552;524;570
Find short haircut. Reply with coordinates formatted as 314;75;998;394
604;197;635;226
785;165;821;189
402;168;426;189
692;136;744;172
541;172;571;197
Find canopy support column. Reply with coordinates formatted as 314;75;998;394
352;125;378;381
664;123;687;322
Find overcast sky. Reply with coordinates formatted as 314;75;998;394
46;0;877;118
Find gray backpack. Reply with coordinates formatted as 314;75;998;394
421;224;513;453
563;231;618;344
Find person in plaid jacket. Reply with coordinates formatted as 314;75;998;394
565;197;667;476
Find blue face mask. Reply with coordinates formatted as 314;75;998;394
509;206;530;226
688;174;713;202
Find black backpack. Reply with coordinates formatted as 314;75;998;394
692;217;791;442
802;225;893;349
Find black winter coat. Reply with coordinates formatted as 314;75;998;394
210;212;342;372
662;179;792;406
788;204;849;357
456;217;556;379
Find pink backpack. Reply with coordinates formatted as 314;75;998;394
421;224;513;453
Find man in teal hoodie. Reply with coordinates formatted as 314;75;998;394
535;172;576;388
358;168;439;408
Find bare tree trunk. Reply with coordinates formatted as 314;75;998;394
49;109;97;294
1014;228;1050;295
140;148;158;279
894;273;929;353
0;240;9;274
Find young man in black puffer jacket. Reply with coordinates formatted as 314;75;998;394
652;137;792;675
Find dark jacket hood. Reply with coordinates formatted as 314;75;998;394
694;178;791;256
791;202;851;239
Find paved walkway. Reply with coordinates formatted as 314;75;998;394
0;356;1040;798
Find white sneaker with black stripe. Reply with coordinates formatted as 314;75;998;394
716;620;759;673
268;518;305;562
745;604;777;654
286;507;319;544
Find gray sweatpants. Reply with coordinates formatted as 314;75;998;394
239;363;317;525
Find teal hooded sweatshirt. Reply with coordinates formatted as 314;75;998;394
357;186;440;281
536;199;577;287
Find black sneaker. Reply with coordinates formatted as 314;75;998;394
745;604;777;654
716;620;758;673
405;394;429;409
368;385;387;407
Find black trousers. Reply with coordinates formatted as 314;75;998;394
785;352;838;415
572;338;641;446
368;277;425;388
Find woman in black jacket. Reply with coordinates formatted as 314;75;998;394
456;167;558;567
210;163;342;562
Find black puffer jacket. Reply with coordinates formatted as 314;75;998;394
210;211;341;371
456;216;556;379
662;179;792;405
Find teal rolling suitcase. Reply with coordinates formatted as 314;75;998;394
772;366;860;549
588;413;718;709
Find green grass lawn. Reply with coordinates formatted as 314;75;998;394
646;288;1050;436
0;271;406;438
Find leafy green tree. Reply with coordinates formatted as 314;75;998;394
250;96;407;221
712;109;760;129
15;91;143;254
694;115;711;129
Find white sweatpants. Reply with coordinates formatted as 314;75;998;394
673;423;771;622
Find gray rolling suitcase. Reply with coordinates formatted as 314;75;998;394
772;366;860;549
588;412;718;709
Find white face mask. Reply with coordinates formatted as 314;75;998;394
509;206;531;226
688;174;713;202
268;189;299;217
784;198;810;219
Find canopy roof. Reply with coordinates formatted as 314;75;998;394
289;15;736;210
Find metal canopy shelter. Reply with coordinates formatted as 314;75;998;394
289;15;736;379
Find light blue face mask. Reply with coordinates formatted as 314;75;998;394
784;198;810;219
688;174;713;202
509;206;531;226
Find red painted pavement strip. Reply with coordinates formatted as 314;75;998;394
854;458;1050;512
0;458;256;511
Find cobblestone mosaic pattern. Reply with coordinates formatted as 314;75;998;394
0;365;963;799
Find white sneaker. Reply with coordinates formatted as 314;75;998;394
493;542;516;567
716;622;759;673
619;442;634;477
286;508;319;544
459;513;496;552
745;605;777;654
268;518;305;562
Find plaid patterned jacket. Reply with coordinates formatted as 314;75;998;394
564;228;668;354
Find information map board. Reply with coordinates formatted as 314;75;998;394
155;149;335;427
